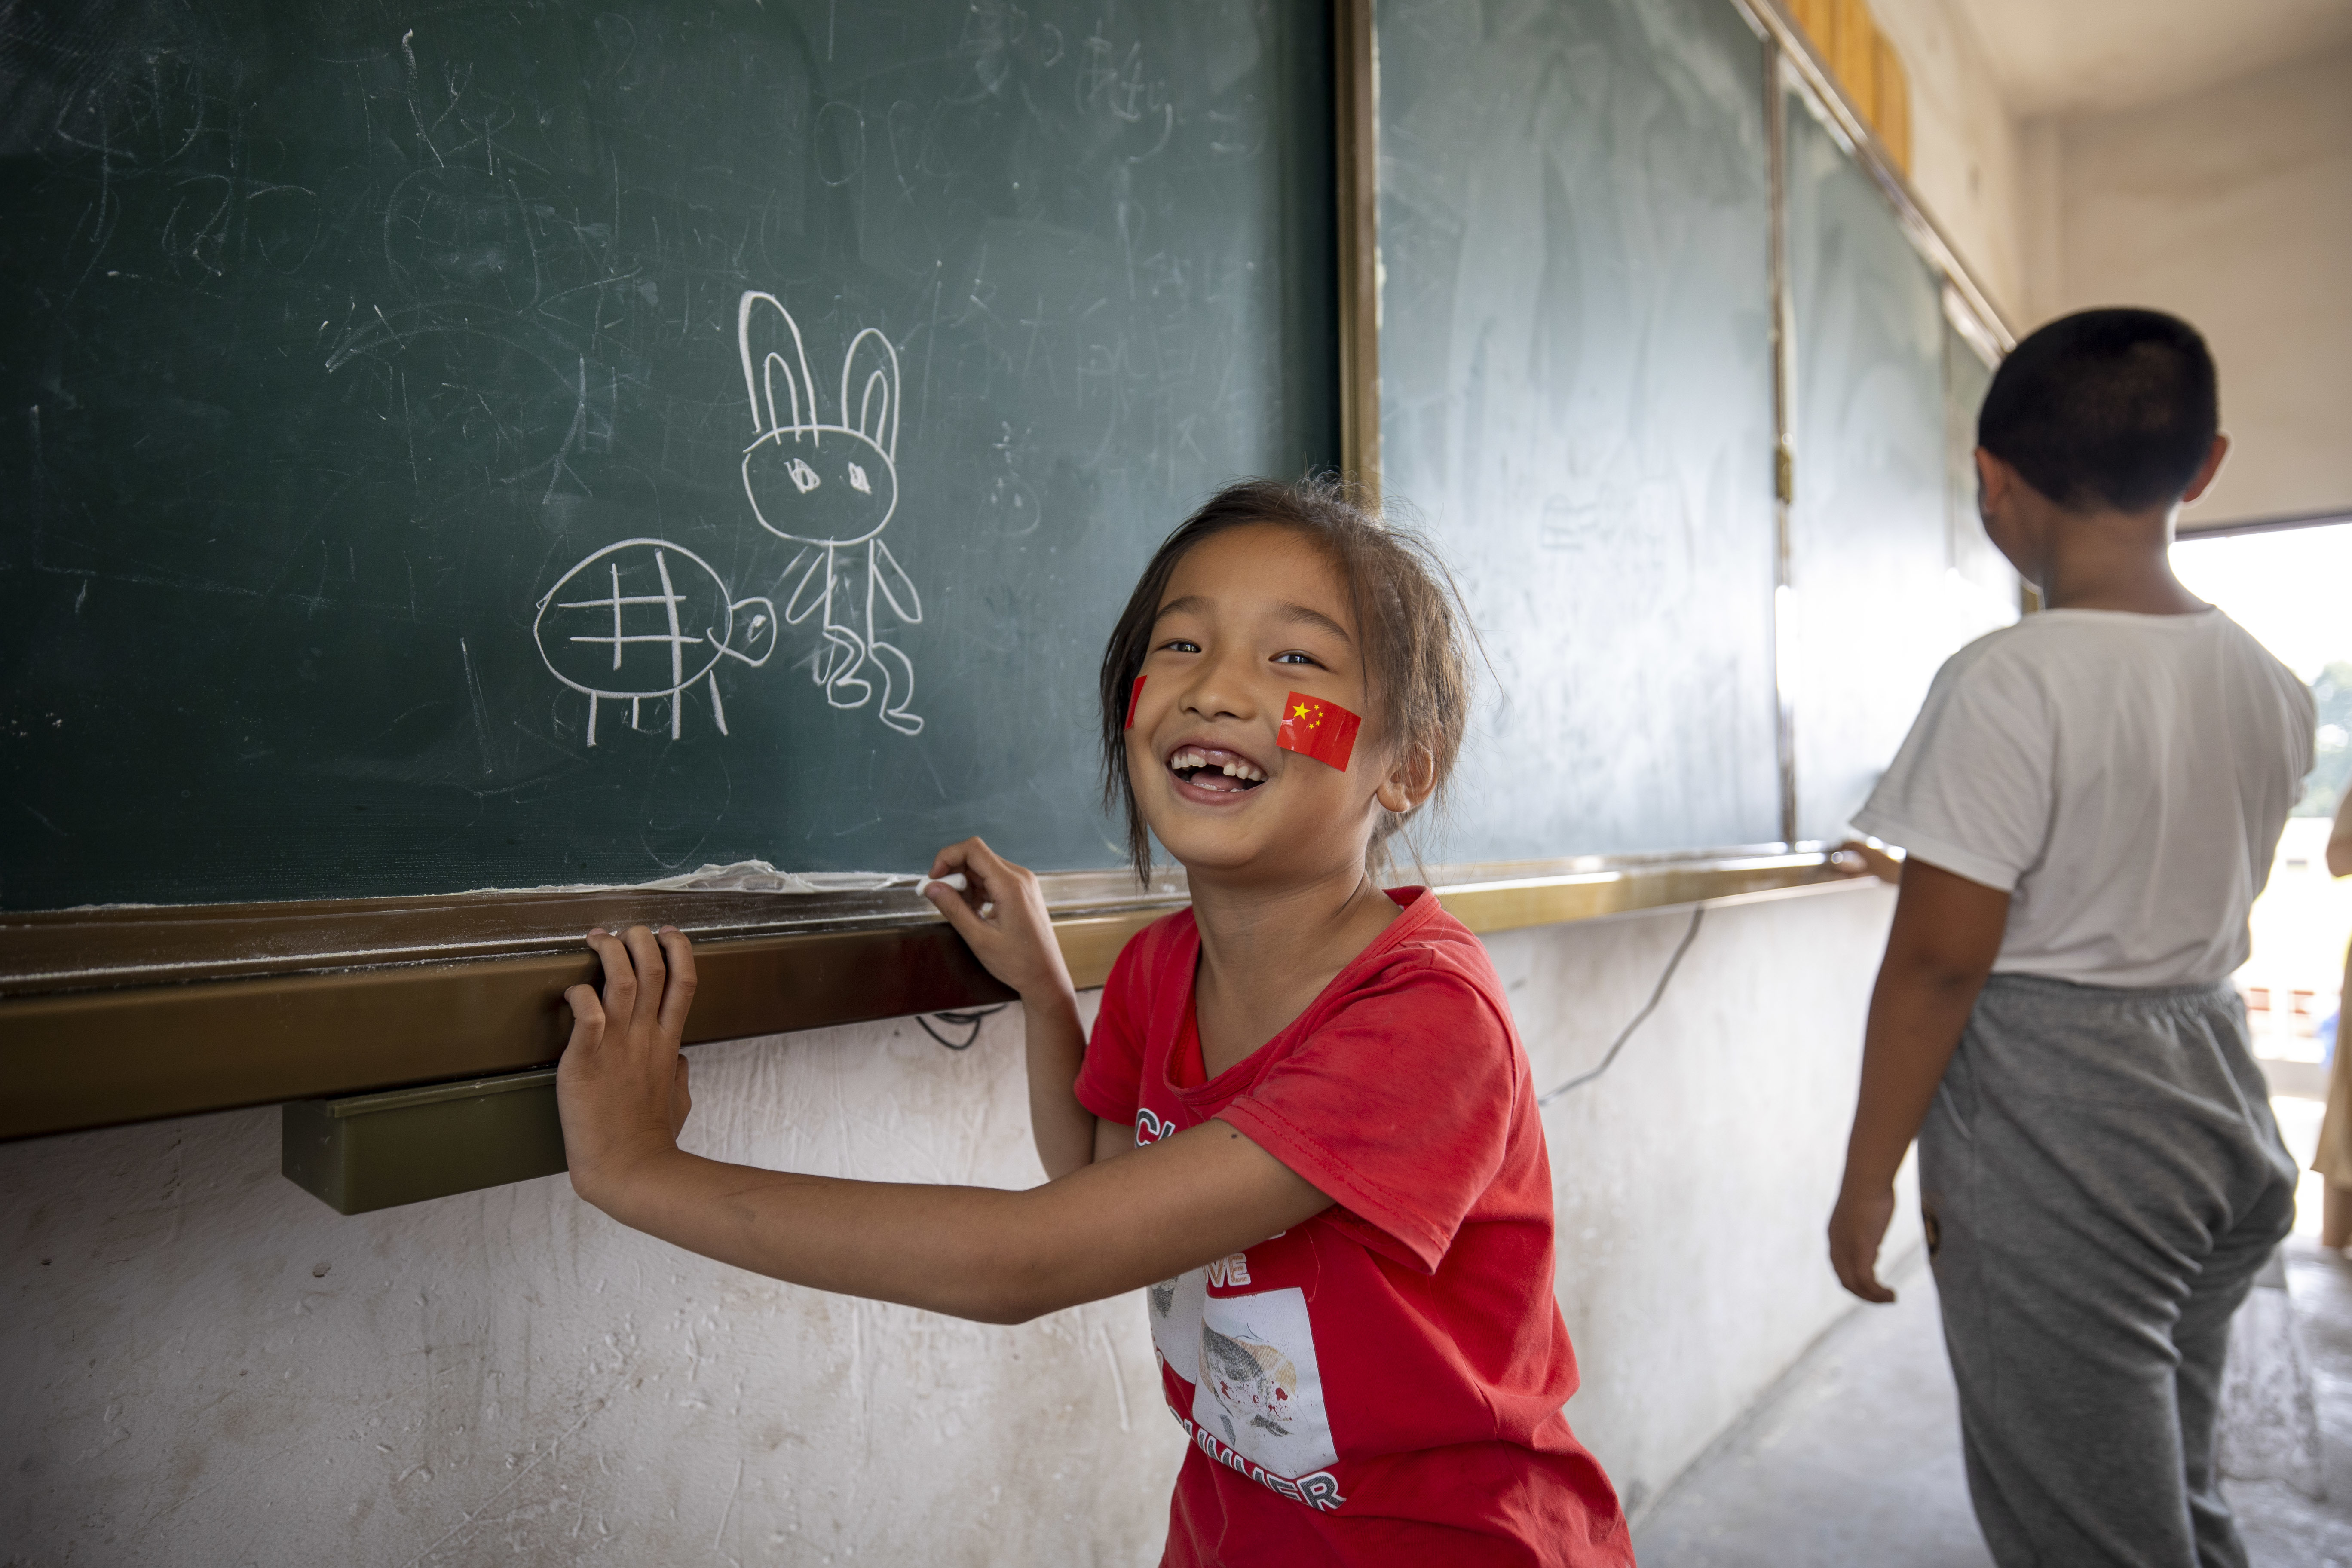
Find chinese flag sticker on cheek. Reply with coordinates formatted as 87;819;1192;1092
1124;675;1145;729
1277;691;1362;772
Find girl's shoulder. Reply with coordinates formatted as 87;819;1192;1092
1100;891;1513;1046
1364;888;1501;983
1322;890;1516;1036
1100;904;1201;1006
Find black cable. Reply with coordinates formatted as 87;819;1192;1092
1537;906;1706;1106
917;1004;1010;1051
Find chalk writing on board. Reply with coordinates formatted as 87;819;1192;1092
533;540;776;747
738;290;926;737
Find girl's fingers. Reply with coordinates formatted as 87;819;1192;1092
956;836;1012;897
581;925;682;1052
619;925;668;1034
654;926;698;1037
562;984;606;1054
586;928;636;1020
924;879;995;945
930;836;1005;891
931;837;1043;917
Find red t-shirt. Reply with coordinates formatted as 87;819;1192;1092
1073;888;1631;1566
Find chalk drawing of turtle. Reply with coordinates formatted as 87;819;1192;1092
534;538;776;746
737;289;925;736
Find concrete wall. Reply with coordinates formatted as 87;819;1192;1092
1842;6;2352;528
1498;882;1914;1516
3;882;1900;1562
2;1001;1186;1567
2021;42;2352;524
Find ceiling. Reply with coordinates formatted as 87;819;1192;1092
1956;0;2352;118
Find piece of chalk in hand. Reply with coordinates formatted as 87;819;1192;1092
916;873;969;896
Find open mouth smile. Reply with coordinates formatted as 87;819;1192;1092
1166;743;1269;797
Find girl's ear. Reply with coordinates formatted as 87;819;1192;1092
1373;742;1437;815
840;327;900;461
738;291;818;436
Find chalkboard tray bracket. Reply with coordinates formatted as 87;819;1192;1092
283;1068;567;1216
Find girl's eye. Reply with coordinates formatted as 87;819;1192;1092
1273;650;1322;667
1159;639;1201;655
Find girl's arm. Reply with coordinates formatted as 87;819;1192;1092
556;925;1327;1323
919;837;1117;1180
1825;859;2010;1303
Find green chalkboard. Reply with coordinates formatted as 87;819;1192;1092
1375;0;1782;860
1943;316;2014;619
1782;90;2012;842
1;0;1335;909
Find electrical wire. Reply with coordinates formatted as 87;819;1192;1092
917;1004;1010;1051
916;906;1706;1072
1537;906;1706;1106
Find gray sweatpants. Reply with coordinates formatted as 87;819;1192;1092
1919;973;2297;1568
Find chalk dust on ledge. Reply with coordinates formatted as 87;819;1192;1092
66;861;917;910
456;860;911;897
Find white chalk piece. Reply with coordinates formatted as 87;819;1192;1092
914;873;969;897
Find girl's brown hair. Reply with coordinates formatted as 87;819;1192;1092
1097;474;1473;884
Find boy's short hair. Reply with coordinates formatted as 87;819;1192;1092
1098;474;1472;884
1977;308;2219;514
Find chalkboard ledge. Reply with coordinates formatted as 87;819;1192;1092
0;850;1862;1141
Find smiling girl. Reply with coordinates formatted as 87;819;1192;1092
557;477;1632;1565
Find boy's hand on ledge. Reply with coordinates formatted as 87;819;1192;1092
1829;839;1904;885
558;925;698;1207
1828;1178;1899;1304
923;837;1078;1007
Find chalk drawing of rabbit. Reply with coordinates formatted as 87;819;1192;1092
738;291;923;737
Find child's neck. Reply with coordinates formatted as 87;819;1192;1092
1186;861;1403;1077
2032;506;2205;616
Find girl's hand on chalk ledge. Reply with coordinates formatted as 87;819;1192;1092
557;925;697;1208
923;838;1076;1005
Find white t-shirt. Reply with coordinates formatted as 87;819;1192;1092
1852;607;2314;988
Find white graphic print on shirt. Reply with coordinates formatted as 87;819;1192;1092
1149;1268;1339;1482
1138;1109;1343;1504
1148;1266;1205;1370
1194;1287;1338;1479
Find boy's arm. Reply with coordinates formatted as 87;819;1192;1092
920;838;1114;1182
555;926;1327;1324
1828;858;2010;1303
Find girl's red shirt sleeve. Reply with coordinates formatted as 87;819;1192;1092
1213;956;1515;1273
1076;931;1152;1125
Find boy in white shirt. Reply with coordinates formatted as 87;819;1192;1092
1827;309;2312;1568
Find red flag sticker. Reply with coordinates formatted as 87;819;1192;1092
1276;691;1361;772
1125;675;1145;729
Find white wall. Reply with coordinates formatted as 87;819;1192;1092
1839;7;2352;528
2025;42;2352;524
2;1004;1186;1567
2;883;1899;1560
1498;882;1912;1516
